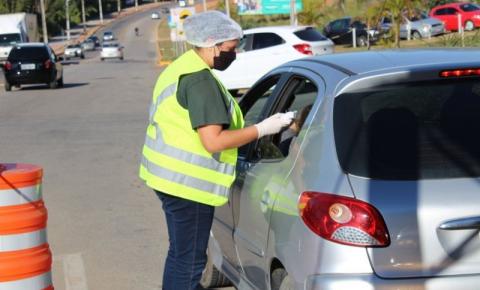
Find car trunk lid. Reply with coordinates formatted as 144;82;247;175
349;177;480;278
333;76;480;278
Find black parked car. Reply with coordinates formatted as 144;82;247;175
3;43;63;91
323;17;377;46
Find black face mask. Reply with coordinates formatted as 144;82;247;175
213;50;236;71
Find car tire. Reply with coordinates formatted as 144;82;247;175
357;35;367;47
272;268;294;290
120;56;124;60
199;248;232;288
271;268;294;290
465;20;475;31
58;76;64;88
48;79;58;89
100;58;104;61
4;81;12;92
412;31;422;40
81;54;85;59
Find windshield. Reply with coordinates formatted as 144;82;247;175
8;46;49;61
460;3;480;12
334;78;480;180
0;33;21;47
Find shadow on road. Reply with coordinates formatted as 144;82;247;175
17;82;89;91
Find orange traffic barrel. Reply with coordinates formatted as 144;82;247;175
0;163;53;290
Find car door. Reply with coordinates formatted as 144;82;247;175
212;73;288;277
233;69;325;289
337;18;353;44
244;32;291;85
443;7;460;30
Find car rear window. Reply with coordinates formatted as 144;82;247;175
8;46;49;61
294;27;328;41
334;79;480;180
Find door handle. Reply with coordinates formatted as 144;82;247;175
439;216;480;230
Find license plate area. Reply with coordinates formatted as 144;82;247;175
21;64;36;70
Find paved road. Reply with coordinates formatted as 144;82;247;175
0;6;194;290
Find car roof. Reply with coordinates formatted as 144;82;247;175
13;42;47;48
432;2;471;9
244;25;313;34
288;49;480;75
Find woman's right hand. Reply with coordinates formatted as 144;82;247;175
254;112;295;139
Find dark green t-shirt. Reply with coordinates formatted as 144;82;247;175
177;69;230;130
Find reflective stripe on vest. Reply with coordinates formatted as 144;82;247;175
140;49;244;206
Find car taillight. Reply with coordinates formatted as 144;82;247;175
4;61;12;71
44;59;52;69
298;192;390;247
440;68;480;78
293;43;313;55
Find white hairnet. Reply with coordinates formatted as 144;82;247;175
183;11;243;48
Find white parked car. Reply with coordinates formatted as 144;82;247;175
214;26;334;92
64;44;85;60
151;12;160;19
100;42;123;61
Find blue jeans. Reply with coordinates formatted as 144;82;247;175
155;191;214;290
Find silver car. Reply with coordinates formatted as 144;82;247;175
201;49;480;290
380;12;445;39
64;44;85;60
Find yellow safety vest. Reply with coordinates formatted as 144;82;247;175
139;49;244;206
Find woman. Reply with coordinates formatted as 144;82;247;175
139;11;294;290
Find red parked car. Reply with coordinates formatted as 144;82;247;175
430;2;480;31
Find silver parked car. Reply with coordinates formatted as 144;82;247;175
380;12;445;39
201;49;480;290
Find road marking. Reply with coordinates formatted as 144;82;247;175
63;253;89;290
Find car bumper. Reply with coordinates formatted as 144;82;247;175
305;273;480;290
100;52;122;58
5;69;55;84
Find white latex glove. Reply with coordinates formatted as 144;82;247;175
254;112;295;139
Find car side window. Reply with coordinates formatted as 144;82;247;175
445;8;458;15
238;75;284;157
434;8;444;16
255;76;318;160
237;34;252;53
252;33;284;50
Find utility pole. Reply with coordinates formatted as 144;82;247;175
135;0;138;11
40;0;48;43
66;0;71;40
117;0;121;13
81;0;86;33
202;0;207;11
225;0;230;17
98;0;104;24
290;0;297;26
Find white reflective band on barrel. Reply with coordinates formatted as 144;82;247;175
0;229;47;252
144;134;235;176
0;185;42;207
0;272;52;290
141;156;230;197
149;83;177;124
